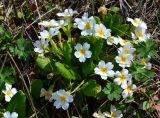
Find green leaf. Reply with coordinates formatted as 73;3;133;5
7;91;26;118
82;61;95;76
10;38;33;60
104;14;113;28
55;62;78;80
125;96;134;103
36;56;54;73
142;101;150;110
63;42;73;65
110;7;120;13
130;62;155;81
0;67;15;84
103;83;122;101
94;16;101;24
81;80;101;97
31;79;43;99
104;14;129;36
136;39;157;58
112;24;129;36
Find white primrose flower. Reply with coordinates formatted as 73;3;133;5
38;19;59;28
114;69;132;87
118;42;136;56
40;88;52;101
131;27;150;43
104;105;123;118
74;12;96;36
93;110;106;118
141;58;152;70
57;8;77;19
51;89;73;110
127;17;147;29
33;38;49;53
121;80;137;99
115;54;133;68
2;83;17;102
107;36;119;45
118;37;130;46
74;42;92;62
58;19;68;27
94;60;115;80
39;28;59;39
94;23;111;39
3;111;18;118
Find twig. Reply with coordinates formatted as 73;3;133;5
7;51;38;118
25;6;58;30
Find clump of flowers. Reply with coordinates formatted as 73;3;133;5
31;7;157;117
0;2;157;117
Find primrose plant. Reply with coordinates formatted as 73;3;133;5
31;6;157;117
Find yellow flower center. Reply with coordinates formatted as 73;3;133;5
120;57;127;63
121;39;127;44
127;85;131;93
141;58;147;65
44;91;51;97
85;22;91;30
120;74;125;81
64;15;70;19
137;32;143;38
111;112;116;118
134;19;140;25
60;95;67;102
47;34;52;39
100;67;108;74
80;49;86;55
124;49;129;54
6;90;12;97
98;29;104;36
108;37;114;42
40;43;45;49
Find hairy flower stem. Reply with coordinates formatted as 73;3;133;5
70;80;85;94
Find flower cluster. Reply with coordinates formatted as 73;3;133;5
33;9;77;54
93;105;123;118
40;88;73;110
32;8;155;117
127;17;150;43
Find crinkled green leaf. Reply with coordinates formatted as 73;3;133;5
82;61;95;76
31;79;43;99
63;42;73;65
103;83;122;101
55;62;78;80
142;101;150;110
36;56;54;73
104;14;129;36
136;39;157;58
7;91;26;118
0;67;15;84
94;16;101;24
81;80;101;97
130;62;155;81
110;7;120;13
10;38;33;60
